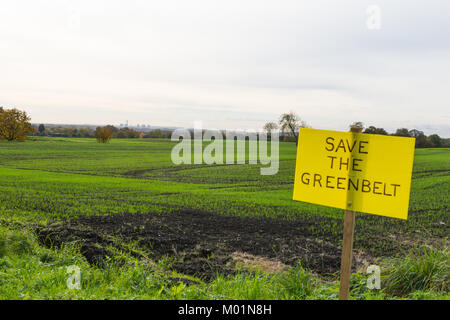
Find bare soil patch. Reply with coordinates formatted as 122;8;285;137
36;209;374;280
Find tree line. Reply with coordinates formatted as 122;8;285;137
35;124;173;140
0;107;448;148
264;112;449;148
363;126;447;148
0;107;174;142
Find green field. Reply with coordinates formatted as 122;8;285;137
0;137;448;299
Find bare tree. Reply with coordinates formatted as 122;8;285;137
279;111;308;145
263;122;279;136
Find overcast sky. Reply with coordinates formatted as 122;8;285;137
1;0;449;136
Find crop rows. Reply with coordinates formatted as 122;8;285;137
0;138;448;262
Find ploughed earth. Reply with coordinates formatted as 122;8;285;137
36;210;375;280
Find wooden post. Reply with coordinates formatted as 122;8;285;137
339;209;356;300
338;125;362;300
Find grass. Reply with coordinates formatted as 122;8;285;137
1;223;448;300
383;245;449;296
0;137;448;299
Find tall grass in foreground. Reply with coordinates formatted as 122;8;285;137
383;244;449;296
0;224;448;300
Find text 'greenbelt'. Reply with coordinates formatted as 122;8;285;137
298;172;401;197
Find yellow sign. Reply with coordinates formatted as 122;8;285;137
293;128;415;219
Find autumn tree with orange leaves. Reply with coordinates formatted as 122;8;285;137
0;107;33;141
95;126;113;143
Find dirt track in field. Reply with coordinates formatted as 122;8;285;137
36;210;374;280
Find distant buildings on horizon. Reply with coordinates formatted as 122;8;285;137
31;122;177;132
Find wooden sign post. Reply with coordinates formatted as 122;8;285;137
338;208;356;300
338;125;361;300
292;126;415;300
